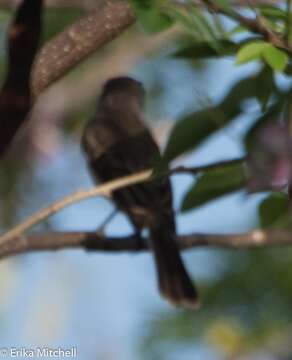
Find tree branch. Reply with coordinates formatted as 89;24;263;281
0;170;152;246
30;0;291;99
203;0;290;50
170;156;245;175
31;0;135;96
0;157;246;248
0;170;166;247
0;156;288;263
1;229;292;260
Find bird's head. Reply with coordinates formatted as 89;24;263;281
99;76;145;110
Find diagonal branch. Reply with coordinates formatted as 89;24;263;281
175;0;287;49
32;0;136;96
30;0;289;99
29;0;292;99
0;170;151;246
0;155;286;263
0;157;246;248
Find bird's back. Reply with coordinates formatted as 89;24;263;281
81;109;174;230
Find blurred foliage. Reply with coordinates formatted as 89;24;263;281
181;162;245;211
236;40;288;72
259;192;290;228
141;247;292;359
130;0;173;33
130;1;292;358
145;0;292;220
162;66;277;164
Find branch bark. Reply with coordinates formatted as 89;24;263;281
203;0;290;51
0;170;151;246
1;229;292;260
0;158;246;251
32;0;136;96
30;0;290;98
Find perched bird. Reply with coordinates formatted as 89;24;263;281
82;76;198;308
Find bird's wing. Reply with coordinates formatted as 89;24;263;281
81;113;173;227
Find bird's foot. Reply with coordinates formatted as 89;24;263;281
96;209;117;236
134;231;145;250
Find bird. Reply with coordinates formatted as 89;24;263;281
81;76;199;308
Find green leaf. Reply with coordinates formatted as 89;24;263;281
169;6;222;51
189;6;219;47
262;46;288;72
162;68;278;164
236;41;270;65
174;37;263;60
259;193;289;228
162;95;237;164
258;5;287;20
169;8;208;40
162;105;240;164
181;163;245;211
169;5;229;53
213;13;226;37
174;40;238;59
254;66;276;111
215;0;237;17
129;0;173;33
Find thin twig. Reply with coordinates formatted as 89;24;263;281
0;157;246;248
0;170;151;246
203;0;289;50
170;156;245;175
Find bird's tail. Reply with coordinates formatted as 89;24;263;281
150;219;199;309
